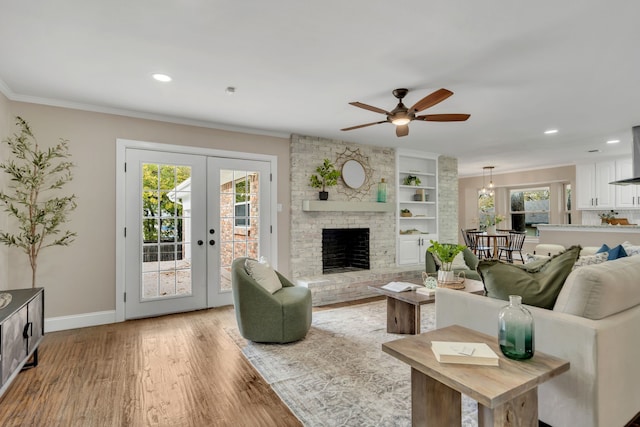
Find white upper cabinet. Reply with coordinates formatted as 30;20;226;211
615;158;640;208
575;161;615;209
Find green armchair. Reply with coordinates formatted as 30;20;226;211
231;257;312;343
425;247;482;281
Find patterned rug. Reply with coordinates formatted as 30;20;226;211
226;300;479;427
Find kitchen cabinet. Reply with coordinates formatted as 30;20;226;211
614;158;640;208
396;151;437;265
575;161;615;209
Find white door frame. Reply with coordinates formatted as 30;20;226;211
115;138;278;323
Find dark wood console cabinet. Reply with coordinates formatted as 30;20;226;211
0;288;44;397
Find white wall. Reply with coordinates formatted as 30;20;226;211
5;101;291;319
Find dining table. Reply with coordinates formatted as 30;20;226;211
479;231;510;258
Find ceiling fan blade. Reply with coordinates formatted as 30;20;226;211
341;120;388;131
349;102;390;115
415;113;470;122
396;125;409;137
410;88;454;113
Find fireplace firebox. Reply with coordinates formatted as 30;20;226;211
322;228;370;274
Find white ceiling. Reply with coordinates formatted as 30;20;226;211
1;1;639;177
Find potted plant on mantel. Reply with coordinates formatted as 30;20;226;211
309;158;341;200
0;117;77;288
427;240;466;283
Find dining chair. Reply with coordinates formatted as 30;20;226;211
467;230;492;259
498;231;527;263
461;228;476;250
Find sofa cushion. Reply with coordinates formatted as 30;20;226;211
621;241;640;256
478;245;581;309
573;251;609;270
597;243;628;260
245;258;282;294
554;256;640;319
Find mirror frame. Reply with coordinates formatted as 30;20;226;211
342;159;366;189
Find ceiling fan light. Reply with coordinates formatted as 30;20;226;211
392;117;410;126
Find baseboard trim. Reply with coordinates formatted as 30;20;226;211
45;310;117;333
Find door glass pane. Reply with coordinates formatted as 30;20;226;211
141;163;192;300
219;169;260;291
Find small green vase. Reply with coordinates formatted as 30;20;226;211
498;295;535;360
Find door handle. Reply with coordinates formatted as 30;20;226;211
209;240;216;246
197;240;204;246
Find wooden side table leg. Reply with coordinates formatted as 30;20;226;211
478;387;538;427
411;367;461;427
386;297;419;334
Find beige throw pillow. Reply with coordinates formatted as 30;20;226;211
245;258;282;294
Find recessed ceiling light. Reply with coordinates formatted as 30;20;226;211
225;86;236;95
152;73;172;82
606;139;620;144
544;129;558;135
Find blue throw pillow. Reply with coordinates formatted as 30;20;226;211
606;244;628;260
596;244;610;254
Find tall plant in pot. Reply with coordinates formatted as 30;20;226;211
427;240;466;283
0;117;77;287
309;158;341;200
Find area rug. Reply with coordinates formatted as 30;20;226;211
226;300;479;426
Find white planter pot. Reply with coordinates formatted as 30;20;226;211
438;270;455;283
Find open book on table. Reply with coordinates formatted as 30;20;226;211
381;281;421;293
431;341;500;366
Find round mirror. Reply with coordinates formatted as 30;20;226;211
342;160;366;189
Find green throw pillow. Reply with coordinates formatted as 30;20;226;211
478;245;581;309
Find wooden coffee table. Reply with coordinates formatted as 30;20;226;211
382;325;570;427
368;279;484;334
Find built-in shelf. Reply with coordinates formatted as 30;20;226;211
302;200;394;212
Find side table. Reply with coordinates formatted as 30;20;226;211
382;324;569;426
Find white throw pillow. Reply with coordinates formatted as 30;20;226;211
245;258;282;294
524;253;550;264
572;252;608;270
621;241;640;256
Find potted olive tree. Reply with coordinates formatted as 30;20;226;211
0;117;77;288
309;158;341;200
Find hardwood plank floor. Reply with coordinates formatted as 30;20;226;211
0;305;303;427
1;296;638;427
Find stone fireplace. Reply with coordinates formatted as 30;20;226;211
322;228;370;274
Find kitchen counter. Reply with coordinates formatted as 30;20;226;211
537;224;640;247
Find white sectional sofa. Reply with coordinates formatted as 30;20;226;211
435;254;640;427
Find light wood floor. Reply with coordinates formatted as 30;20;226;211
0;304;317;427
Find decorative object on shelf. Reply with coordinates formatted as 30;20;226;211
598;210;619;224
377;178;387;202
413;189;428;201
427;240;467;284
400;208;412;217
498;295;535;360
403;175;421;186
0;117;77;287
309;158;341;200
399;228;422;235
335;147;374;201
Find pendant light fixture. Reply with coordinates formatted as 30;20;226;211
482;166;495;196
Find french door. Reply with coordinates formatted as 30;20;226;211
124;148;272;319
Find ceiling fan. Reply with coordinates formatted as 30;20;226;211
341;88;470;137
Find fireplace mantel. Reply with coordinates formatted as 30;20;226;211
302;200;395;212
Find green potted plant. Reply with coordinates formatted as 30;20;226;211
309;158;341;200
403;175;421;186
427;240;466;283
0;117;77;288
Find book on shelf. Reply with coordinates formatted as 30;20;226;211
381;281;421;293
431;341;500;366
